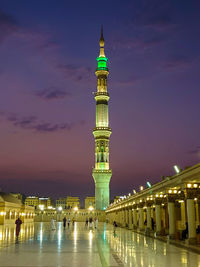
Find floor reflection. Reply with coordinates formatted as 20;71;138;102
104;225;200;267
0;223;34;246
0;222;200;266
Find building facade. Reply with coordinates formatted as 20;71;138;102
0;193;34;225
92;27;112;210
85;197;95;209
25;196;39;208
66;197;80;209
106;163;200;244
56;198;66;209
34;208;105;222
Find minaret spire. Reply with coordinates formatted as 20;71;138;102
92;27;112;210
99;25;105;57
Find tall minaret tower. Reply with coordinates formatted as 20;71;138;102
92;26;112;210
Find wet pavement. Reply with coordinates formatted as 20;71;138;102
0;222;200;266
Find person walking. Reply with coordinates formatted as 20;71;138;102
67;218;70;228
89;217;93;228
94;217;98;229
15;217;22;237
63;217;67;229
85;217;88;227
72;217;75;227
51;218;56;230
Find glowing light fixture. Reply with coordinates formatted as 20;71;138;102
133;189;136;194
140;186;144;191
58;206;62;211
74;207;78;211
39;205;44;211
187;184;192;188
174;165;180;174
147;182;151;188
194;184;198;188
88;206;94;211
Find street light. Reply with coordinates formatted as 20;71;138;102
58;206;62;211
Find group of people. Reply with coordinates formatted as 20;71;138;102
51;217;76;230
62;217;75;229
85;217;98;228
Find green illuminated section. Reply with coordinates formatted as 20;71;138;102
96;56;108;70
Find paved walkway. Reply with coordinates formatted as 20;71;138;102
0;222;200;266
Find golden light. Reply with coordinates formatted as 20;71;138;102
74;207;78;211
140;186;144;191
88;206;94;211
194;184;198;188
187;184;192;188
39;205;44;211
168;190;172;194
174;190;177;194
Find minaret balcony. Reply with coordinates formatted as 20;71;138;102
94;92;109;97
94;92;110;101
93;127;112;138
95;69;109;77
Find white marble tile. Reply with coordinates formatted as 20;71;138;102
0;222;200;267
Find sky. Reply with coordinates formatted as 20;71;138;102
0;0;200;202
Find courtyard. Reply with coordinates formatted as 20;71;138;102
0;222;200;266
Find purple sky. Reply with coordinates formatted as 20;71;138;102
0;0;200;201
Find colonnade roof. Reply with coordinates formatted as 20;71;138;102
0;192;22;204
106;162;200;212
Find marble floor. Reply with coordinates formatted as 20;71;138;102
0;222;200;267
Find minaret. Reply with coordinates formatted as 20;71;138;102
92;26;112;210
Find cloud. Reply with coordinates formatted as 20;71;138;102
163;56;193;70
114;75;141;87
1;112;85;133
36;86;70;100
0;9;18;43
187;146;200;155
133;0;174;30
57;64;93;83
111;35;164;51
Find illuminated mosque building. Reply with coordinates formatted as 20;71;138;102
92;27;112;210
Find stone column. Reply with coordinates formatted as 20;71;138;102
133;208;137;228
187;198;196;244
119;210;123;226
139;207;144;230
155;204;161;235
195;202;200;226
129;209;133;229
181;201;186;228
168;201;176;239
125;209;128;227
147;206;152;230
122;209;126;227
